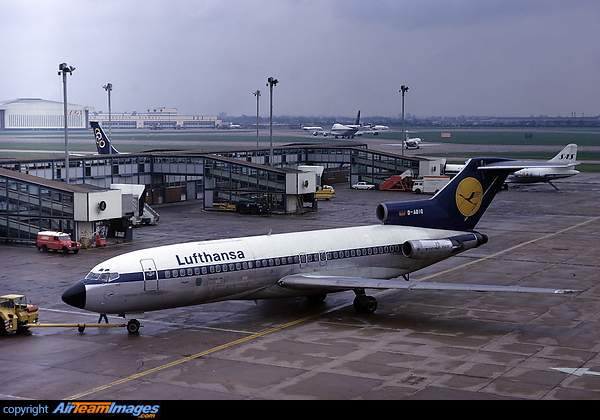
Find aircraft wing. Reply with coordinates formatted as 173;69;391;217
278;274;580;294
479;160;580;169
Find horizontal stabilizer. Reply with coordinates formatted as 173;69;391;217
278;274;581;295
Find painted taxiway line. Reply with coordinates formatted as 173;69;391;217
64;300;352;400
64;215;599;400
414;216;600;283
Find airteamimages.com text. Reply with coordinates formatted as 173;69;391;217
3;402;161;418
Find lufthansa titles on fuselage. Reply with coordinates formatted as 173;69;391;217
176;249;246;266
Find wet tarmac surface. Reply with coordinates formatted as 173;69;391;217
1;141;600;400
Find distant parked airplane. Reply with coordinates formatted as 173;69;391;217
306;111;380;138
442;144;580;190
504;144;580;190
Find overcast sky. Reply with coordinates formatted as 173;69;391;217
1;0;598;118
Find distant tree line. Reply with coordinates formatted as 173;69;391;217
224;114;600;129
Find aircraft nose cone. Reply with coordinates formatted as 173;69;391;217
62;281;86;309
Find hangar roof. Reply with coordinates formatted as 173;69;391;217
0;98;92;111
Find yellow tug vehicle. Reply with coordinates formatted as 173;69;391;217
1;294;125;334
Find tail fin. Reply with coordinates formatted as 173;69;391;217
549;143;577;164
376;158;514;231
90;121;119;154
355;110;361;126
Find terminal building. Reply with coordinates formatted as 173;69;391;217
0;142;444;245
89;108;221;130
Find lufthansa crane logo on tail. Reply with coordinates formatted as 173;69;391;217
456;177;483;217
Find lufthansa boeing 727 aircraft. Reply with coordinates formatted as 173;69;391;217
62;157;579;333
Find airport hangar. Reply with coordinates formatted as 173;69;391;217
0;98;221;130
0;140;444;245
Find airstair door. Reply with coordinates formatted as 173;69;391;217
140;259;159;291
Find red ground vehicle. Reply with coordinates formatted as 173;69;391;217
37;231;81;254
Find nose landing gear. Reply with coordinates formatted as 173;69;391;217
126;319;141;334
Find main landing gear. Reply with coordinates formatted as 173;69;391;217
352;289;378;314
306;290;378;314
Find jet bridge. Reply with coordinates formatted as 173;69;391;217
0;167;129;244
1;144;429;242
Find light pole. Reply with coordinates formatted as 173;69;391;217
399;85;409;156
103;83;113;138
59;63;75;183
253;90;260;148
267;77;278;166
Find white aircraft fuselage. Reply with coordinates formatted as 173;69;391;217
330;123;360;138
507;166;580;184
63;225;479;315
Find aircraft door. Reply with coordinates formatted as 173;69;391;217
319;250;327;266
299;253;307;269
140;259;158;291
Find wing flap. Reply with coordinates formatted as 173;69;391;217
278;274;580;294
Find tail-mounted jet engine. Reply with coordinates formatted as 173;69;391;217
402;233;488;260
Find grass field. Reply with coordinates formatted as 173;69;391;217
376;127;600;146
379;128;600;171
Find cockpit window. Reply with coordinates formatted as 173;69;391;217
85;270;119;282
